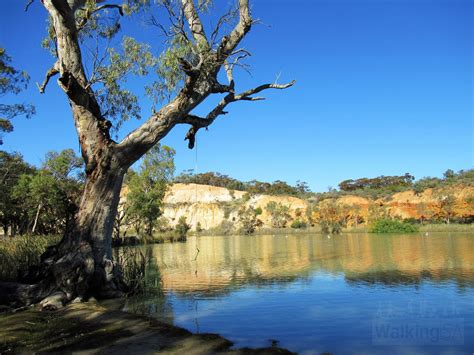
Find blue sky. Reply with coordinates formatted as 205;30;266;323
1;0;472;191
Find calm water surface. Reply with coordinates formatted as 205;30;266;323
125;233;474;354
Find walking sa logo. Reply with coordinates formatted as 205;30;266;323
372;300;464;345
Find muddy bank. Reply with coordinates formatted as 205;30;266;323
0;302;293;354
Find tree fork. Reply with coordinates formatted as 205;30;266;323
0;0;295;307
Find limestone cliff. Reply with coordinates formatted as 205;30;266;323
121;183;474;230
161;183;308;229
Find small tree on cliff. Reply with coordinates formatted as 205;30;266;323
435;193;456;224
2;0;294;304
238;205;262;235
265;201;291;228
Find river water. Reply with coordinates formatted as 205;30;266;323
124;233;474;354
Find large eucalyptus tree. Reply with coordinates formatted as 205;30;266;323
4;0;294;304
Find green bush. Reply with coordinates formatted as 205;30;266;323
290;219;307;229
369;219;419;233
195;221;203;233
238;206;263;235
174;216;191;241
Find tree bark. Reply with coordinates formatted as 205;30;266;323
0;0;293;307
31;202;42;235
14;150;128;304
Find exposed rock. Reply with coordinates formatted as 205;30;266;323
40;292;66;311
71;297;83;304
119;183;474;230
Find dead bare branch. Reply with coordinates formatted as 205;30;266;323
24;0;35;12
37;61;60;94
179;79;296;148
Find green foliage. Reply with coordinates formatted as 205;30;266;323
125;144;175;236
155;216;171;233
95;37;158;131
0;235;60;282
147;33;197;108
367;203;388;225
0;151;33;235
238;206;263;235
369;219;419;233
291;219;307;229
0;48;35;144
315;169;473;201
174;216;190;241
265;201;291;228
413;177;441;195
443;169;455;179
0;149;83;236
43;149;83;180
195;221;203;233
208;220;235;236
435;192;457;224
175;171;247;191
316;201;348;235
338;173;414;192
174;171;311;197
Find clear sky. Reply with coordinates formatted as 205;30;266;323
1;0;472;191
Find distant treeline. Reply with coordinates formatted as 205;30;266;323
175;169;474;199
327;169;474;200
174;171;311;196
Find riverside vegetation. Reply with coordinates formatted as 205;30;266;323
0;148;472;294
2;146;473;242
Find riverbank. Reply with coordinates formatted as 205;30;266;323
194;223;473;237
74;222;474;247
0;301;293;354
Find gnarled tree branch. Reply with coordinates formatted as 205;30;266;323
37;61;60;94
179;79;296;148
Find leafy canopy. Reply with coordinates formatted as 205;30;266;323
0;48;35;144
40;0;225;135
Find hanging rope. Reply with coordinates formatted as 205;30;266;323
193;135;200;264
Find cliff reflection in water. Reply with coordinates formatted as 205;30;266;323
150;233;474;295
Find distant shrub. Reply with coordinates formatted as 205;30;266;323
316;200;347;235
195;221;203;233
242;192;251;202
403;218;418;225
290;219;307;229
218;220;235;235
238;206;263;235
369;219;419;233
265;201;291;228
174;216;190;241
156;216;171;232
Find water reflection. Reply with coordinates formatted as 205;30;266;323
125;233;474;354
151;233;474;294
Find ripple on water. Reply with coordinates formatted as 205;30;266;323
125;233;474;354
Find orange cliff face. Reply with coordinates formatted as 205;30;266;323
387;185;474;220
119;183;474;229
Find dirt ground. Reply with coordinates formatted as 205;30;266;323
0;301;294;354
